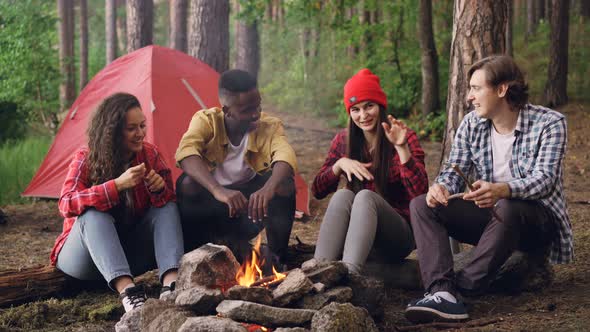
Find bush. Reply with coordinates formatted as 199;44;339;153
0;101;26;143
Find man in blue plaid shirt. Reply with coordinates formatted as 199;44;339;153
405;55;573;324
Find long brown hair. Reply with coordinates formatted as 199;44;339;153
87;93;141;186
346;105;392;196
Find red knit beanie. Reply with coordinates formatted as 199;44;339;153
343;68;387;113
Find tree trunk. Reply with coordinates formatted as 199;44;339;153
440;0;507;168
419;0;440;116
581;0;590;19
235;3;260;79
106;0;117;63
79;0;88;89
536;0;546;21
526;0;537;38
169;0;188;52
57;0;76;112
116;0;127;54
544;0;569;108
127;0;153;53
346;6;357;59
188;0;229;73
507;0;513;56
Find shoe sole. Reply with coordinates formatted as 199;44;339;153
405;307;469;324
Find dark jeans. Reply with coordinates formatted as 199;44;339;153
410;194;556;295
176;172;295;264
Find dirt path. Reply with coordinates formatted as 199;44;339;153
1;103;589;331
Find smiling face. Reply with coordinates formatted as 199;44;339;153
349;101;380;133
122;107;146;155
225;89;262;131
467;69;504;119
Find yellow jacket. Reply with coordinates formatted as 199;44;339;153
175;108;297;173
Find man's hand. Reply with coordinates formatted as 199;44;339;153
426;183;450;208
114;163;146;191
144;169;165;193
212;187;248;218
463;180;510;208
248;185;275;223
333;157;373;182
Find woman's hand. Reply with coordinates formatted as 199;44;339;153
114;163;146;191
332;157;373;182
144;169;165;193
382;115;408;146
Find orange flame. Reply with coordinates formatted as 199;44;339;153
236;235;286;287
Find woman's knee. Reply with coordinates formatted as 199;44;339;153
329;189;355;206
77;209;115;229
352;189;381;209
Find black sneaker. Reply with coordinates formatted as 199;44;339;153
119;285;147;312
405;293;469;323
159;281;176;299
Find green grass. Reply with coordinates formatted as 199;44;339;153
0;136;51;205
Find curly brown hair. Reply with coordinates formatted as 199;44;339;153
87;93;141;186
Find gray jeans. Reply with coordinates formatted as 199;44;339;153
314;189;415;274
56;202;184;289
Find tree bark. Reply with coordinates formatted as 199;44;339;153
234;3;260;79
79;0;88;89
127;0;153;53
106;0;117;63
419;0;440;116
440;0;507;168
544;0;569;108
188;0;229;73
536;0;546;21
116;0;127;54
526;0;537;38
57;0;76;112
581;0;590;19
0;265;70;308
169;0;188;52
507;0;514;56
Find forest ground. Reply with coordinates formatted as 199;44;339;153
1;103;589;331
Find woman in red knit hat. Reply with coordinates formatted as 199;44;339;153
309;69;428;274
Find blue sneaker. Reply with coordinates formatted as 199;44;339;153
405;293;469;323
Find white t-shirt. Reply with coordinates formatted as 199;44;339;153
491;126;517;183
212;134;256;186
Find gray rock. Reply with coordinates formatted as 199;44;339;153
159;290;179;303
273;268;314;307
140;299;173;329
175;286;224;314
364;259;422;290
144;308;189;332
275;328;310;332
216;300;316;327
346;274;386;320
115;308;142;332
177;243;240;290
311;283;325;294
304;262;348;288
178;316;248;332
299;287;353;310
227;285;273;305
311;302;378;332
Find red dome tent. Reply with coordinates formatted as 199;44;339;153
23;45;309;216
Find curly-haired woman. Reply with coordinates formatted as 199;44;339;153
50;93;184;312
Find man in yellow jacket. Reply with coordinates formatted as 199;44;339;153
175;69;297;270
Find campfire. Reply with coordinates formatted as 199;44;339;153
235;235;286;288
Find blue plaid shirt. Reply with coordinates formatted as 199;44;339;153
437;104;573;264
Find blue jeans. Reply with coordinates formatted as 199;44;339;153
56;202;184;290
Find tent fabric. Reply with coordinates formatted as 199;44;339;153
23;45;310;216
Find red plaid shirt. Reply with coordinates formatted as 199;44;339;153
50;142;176;265
312;129;428;221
